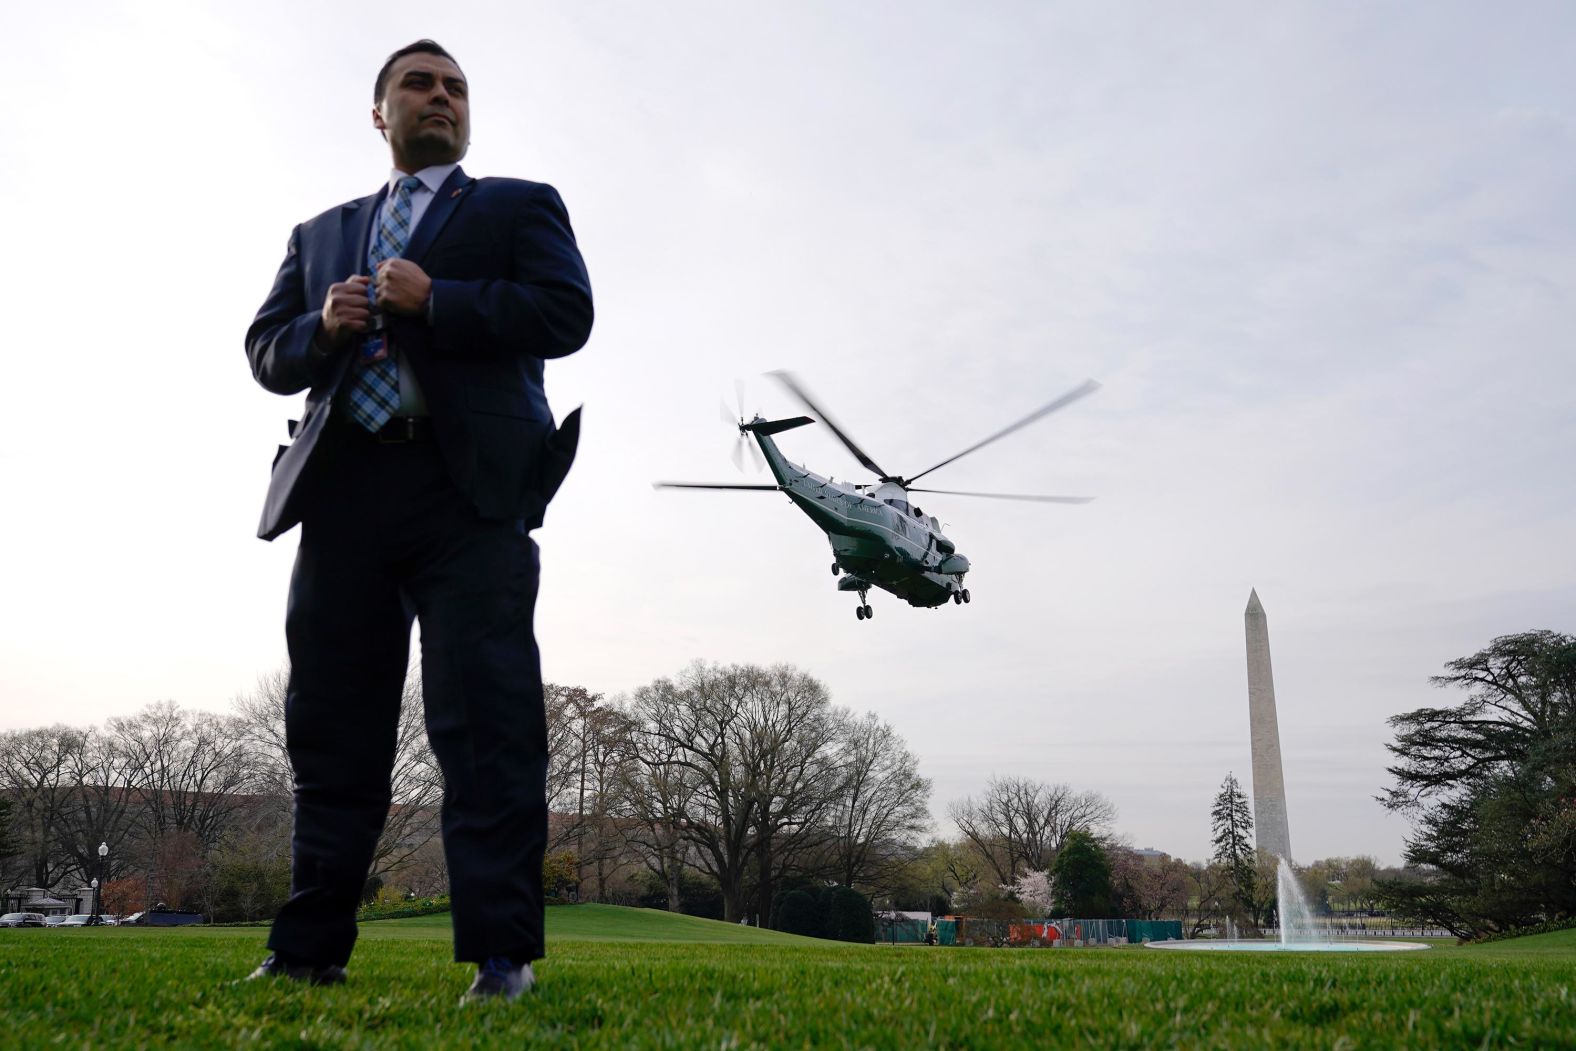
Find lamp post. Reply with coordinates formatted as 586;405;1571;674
92;842;108;925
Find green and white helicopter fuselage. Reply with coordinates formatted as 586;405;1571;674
749;417;969;609
657;373;1095;620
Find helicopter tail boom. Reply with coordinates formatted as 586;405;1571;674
741;415;815;436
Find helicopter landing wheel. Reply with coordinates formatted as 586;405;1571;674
831;562;840;575
961;589;971;604
952;591;962;605
855;605;866;621
863;604;873;619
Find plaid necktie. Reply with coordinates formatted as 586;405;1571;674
347;174;424;432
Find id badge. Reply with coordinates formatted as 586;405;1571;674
360;303;389;363
360;333;390;364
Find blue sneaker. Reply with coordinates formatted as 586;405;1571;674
461;956;534;1003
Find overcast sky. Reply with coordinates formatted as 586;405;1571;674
3;1;1572;866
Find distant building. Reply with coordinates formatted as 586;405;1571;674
2;887;94;917
1132;847;1171;868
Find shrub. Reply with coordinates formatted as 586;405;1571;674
632;870;726;920
356;895;451;922
543;851;579;901
775;890;821;937
206;856;291;924
821;886;875;944
1473;917;1576;944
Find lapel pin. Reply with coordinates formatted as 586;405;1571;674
451;188;463;198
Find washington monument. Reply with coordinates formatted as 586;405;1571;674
1244;589;1293;861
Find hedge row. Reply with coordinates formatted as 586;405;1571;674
1472;917;1576;944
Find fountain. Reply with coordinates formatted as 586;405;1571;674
1148;598;1429;952
1276;854;1316;945
1149;857;1429;952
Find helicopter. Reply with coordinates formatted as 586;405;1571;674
655;371;1099;621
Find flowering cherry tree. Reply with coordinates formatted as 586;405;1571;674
1008;868;1054;915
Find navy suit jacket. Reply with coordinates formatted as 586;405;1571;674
246;167;593;540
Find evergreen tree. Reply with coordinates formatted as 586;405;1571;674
1050;830;1114;916
1211;773;1257;918
1379;631;1576;937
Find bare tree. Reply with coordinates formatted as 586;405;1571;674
1185;861;1233;937
540;684;638;899
625;665;756;921
230;667;442;882
949;776;1116;883
232;668;294;800
372;678;443;880
742;665;843;925
0;726;85;887
825;711;931;891
542;684;637;897
1110;849;1191;920
577;703;638;901
617;698;702;913
623;662;849;923
55;728;144;884
0;797;18;889
110;702;259;851
543;683;595;850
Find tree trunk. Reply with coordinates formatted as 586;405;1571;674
722;871;744;923
666;861;682;914
756;829;774;928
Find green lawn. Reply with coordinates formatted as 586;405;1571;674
365;903;814;945
2;907;1573;1049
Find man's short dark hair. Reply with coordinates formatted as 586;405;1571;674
375;40;462;104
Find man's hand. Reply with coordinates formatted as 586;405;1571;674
376;259;433;317
319;274;372;348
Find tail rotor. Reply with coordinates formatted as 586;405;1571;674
721;381;765;473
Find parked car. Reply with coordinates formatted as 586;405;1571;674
0;912;46;927
43;916;67;927
121;911;144;926
59;914;115;927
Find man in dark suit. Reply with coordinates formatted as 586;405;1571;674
244;39;592;1002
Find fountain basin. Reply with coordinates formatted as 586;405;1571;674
1147;939;1430;953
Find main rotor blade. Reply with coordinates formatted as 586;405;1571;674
653;482;783;492
906;379;1101;485
768;369;893;481
907;487;1094;504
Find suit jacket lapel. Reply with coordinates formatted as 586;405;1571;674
403;167;474;264
339;187;387;277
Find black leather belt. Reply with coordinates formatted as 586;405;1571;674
349;416;434;443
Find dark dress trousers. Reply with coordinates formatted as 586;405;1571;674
245;167;592;966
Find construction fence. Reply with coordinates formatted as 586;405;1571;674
934;917;1183;947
